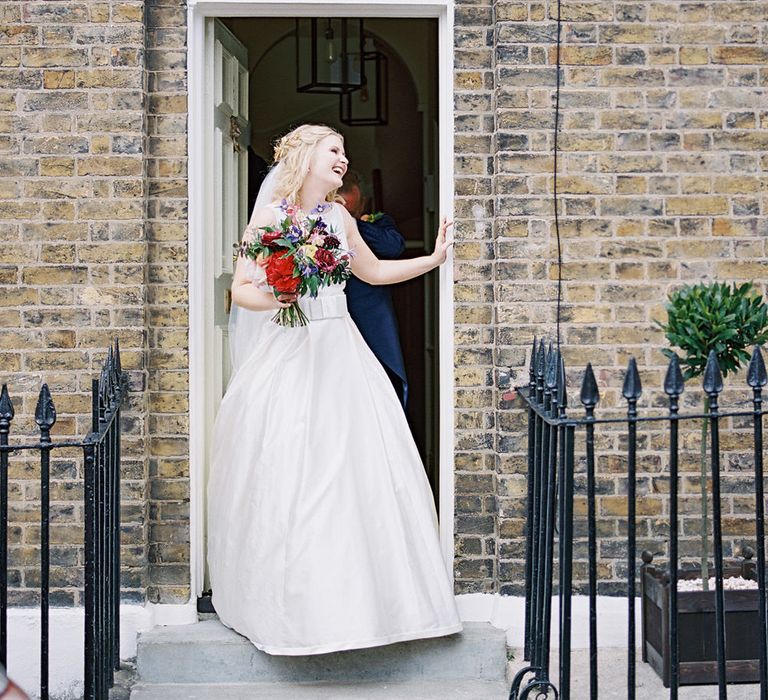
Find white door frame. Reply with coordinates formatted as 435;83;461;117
187;0;456;600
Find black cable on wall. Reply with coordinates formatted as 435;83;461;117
553;0;564;350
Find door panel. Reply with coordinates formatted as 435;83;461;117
212;20;250;398
204;19;250;592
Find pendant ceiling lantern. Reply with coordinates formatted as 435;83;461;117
340;48;388;126
296;18;365;94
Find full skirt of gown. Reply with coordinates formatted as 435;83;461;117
207;286;462;656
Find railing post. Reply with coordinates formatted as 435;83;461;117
113;341;123;671
580;364;599;700
35;385;56;700
747;346;768;699
703;351;727;699
558;354;573;699
83;437;97;700
622;358;642;700
0;385;13;669
664;354;685;700
539;349;560;681
523;337;537;662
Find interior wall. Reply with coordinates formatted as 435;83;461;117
222;17;436;241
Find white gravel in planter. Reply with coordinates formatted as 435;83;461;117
677;576;758;591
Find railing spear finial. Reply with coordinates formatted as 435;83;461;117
702;350;724;396
580;363;599;409
622;357;642;401
663;354;685;398
747;345;767;388
34;384;57;432
0;385;14;424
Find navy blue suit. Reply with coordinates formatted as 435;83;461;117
345;214;408;408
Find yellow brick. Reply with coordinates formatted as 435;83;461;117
665;196;728;216
40;244;76;263
558;133;613;151
679;47;708;65
43;70;75;89
91;135;110;154
616;220;645;236
76;69;141;89
112;3;143;22
551;262;611;281
496;3;527;21
40;158;75;177
712;176;761;194
42;202;75;220
0;48;20;67
76;156;142;177
89;3;110;22
715;261;768;278
549;46;612;65
565;306;612;323
557;2;613;21
616;177;646;195
681;176;710;194
77;200;142;220
23;180;92;200
713;46;768;64
23;48;87;68
455;71;484;90
666;240;731;258
25;351;89;371
555;175;613;194
22;266;87;285
713;218;757;237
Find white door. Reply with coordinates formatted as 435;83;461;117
212;19;250;398
203;19;250;589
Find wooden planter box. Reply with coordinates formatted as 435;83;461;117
641;559;761;686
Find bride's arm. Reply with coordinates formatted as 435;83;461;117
342;207;453;286
231;206;293;312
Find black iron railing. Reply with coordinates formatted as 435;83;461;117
0;341;125;700
510;338;768;700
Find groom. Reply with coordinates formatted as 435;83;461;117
339;173;409;408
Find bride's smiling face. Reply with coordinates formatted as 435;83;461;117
308;135;348;190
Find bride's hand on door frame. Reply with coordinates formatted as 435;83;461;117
430;216;454;266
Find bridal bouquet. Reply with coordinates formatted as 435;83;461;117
237;201;353;327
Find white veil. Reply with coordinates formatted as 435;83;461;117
228;162;284;373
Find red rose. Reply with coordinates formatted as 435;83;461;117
314;248;337;273
261;231;282;249
323;234;341;249
265;254;300;294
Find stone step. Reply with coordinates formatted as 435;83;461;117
130;679;510;699
136;619;507;684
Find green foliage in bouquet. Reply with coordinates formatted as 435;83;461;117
657;281;768;590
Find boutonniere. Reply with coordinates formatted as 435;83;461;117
361;211;384;223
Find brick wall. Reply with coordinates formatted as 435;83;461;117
0;0;151;604
484;0;768;595
144;0;190;604
2;0;766;604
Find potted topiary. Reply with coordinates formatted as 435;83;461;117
641;281;768;686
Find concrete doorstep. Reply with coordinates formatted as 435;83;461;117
129;679;511;699
136;620;507;684
130;619;510;698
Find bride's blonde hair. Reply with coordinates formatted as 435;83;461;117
272;124;343;206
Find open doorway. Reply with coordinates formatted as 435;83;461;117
189;4;453;599
220;16;440;483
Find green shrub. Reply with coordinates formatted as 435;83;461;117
658;281;768;589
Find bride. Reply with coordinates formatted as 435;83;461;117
207;123;462;656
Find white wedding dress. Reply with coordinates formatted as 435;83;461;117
207;202;462;656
